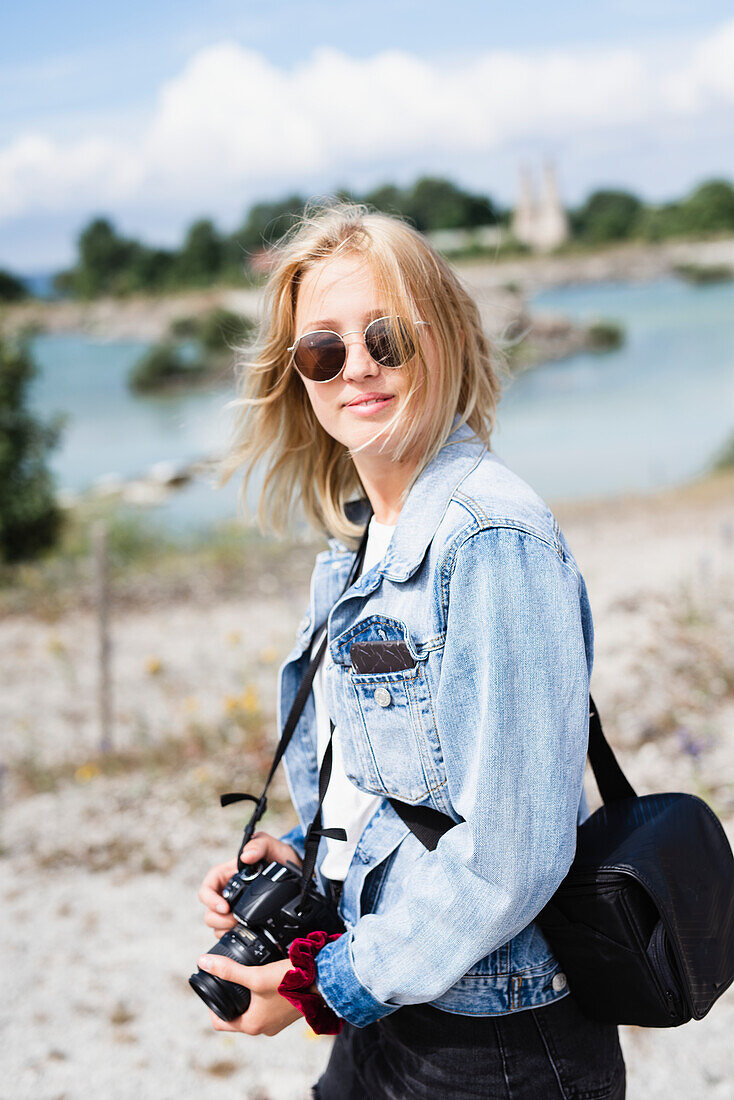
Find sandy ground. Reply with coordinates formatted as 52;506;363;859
1;470;734;1099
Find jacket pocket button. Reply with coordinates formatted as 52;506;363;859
374;687;392;707
552;972;567;992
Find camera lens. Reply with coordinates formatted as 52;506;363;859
189;925;282;1021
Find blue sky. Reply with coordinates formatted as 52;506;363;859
2;2;734;271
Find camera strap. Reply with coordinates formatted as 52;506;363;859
222;519;370;873
298;717;340;900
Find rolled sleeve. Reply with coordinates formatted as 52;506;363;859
316;526;592;1026
316;932;400;1027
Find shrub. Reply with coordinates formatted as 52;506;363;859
673;263;734;285
198;308;255;354
0;269;28;302
711;432;734;472
169;316;201;340
0;337;64;563
586;320;625;351
129;342;206;393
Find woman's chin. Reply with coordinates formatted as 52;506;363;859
343;420;401;456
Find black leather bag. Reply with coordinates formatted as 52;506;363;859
390;695;734;1027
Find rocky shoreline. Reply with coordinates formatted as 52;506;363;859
3;235;732;366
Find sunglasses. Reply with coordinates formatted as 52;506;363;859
287;315;430;383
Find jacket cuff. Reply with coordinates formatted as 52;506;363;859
315;931;400;1028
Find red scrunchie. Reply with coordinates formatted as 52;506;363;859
277;930;343;1035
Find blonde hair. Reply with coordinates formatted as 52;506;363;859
217;200;508;545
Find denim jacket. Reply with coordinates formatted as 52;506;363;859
276;419;593;1028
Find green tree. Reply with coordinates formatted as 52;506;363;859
405;177;463;230
574;190;643;243
230;194;307;256
362;183;404;214
637;202;682;241
126;245;176;291
176;219;224;284
680;179;734;235
404;176;498;231
77;217;136;295
0;337;63;563
0;269;28;302
363;176;499;232
54;216;137;297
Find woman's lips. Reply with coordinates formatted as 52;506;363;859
344;394;394;416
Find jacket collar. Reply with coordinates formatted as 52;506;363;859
343;417;487;584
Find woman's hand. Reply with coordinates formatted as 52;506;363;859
197;955;307;1036
197;832;302;939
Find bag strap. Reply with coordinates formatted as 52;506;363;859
221;521;370;870
389;694;637;851
587;694;636;804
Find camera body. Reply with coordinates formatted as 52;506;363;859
189;859;343;1021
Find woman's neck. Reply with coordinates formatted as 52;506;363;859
353;452;419;525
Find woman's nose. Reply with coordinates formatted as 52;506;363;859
341;335;380;381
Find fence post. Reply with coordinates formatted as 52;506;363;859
93;520;112;753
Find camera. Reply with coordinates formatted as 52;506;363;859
189;859;343;1021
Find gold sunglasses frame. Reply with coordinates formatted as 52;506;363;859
287;315;430;382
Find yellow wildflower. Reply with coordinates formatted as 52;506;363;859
75;762;100;784
223;685;260;716
241;684;260;713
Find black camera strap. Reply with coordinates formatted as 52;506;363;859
222;519;370;873
298;717;341;900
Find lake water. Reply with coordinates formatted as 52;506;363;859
498;276;734;501
28;276;733;533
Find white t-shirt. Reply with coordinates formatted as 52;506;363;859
311;514;397;881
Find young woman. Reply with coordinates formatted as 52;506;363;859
196;203;626;1098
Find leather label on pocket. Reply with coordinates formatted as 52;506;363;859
350;640;416;674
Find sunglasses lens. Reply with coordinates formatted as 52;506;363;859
365;317;415;368
294;331;346;382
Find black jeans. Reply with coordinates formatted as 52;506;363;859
313;994;625;1100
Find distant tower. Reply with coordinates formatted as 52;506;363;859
511;162;536;247
512;160;569;252
536;160;569;251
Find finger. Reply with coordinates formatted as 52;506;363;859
212;1011;257;1036
198;887;230;914
252;832;302;869
239;836;271;865
204;910;237;932
199;862;236;901
208;1009;238;1033
198;861;237;912
198;954;273;994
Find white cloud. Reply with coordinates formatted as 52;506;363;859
1;20;733;229
0;133;144;220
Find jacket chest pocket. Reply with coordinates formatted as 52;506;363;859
345;660;445;804
330;614;445;805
